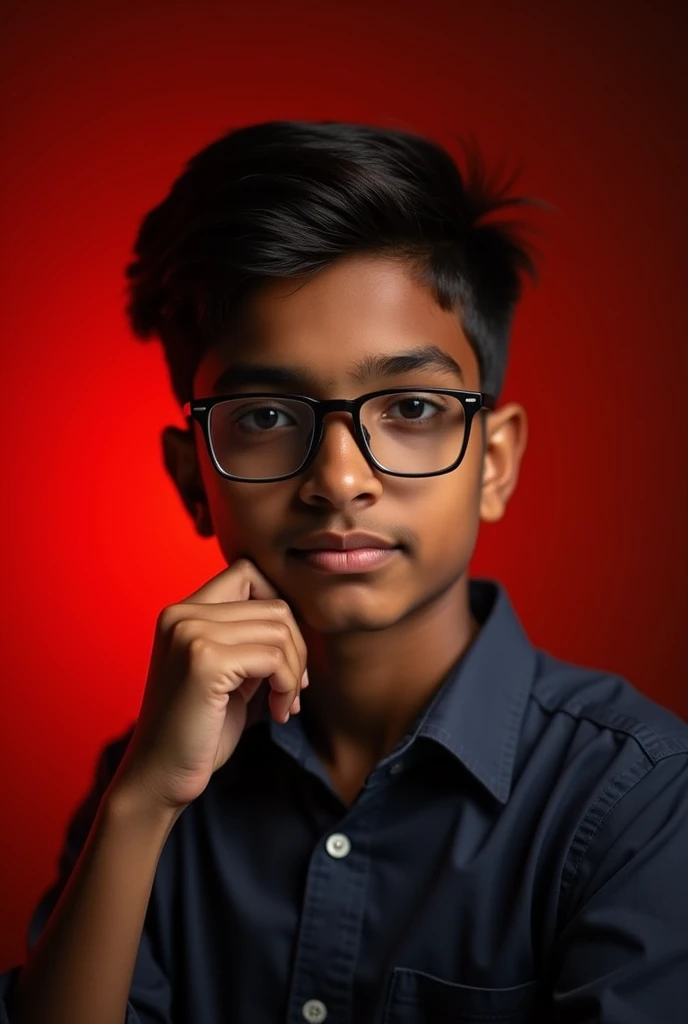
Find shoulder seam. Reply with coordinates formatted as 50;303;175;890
530;689;688;763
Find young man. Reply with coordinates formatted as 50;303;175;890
1;120;687;1024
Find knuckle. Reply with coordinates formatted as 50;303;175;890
266;619;291;642
157;605;180;634
266;644;285;664
187;633;212;660
268;598;291;619
169;618;200;648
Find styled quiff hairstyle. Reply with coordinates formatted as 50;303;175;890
125;120;538;406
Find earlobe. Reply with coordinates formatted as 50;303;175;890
161;425;215;538
479;403;528;524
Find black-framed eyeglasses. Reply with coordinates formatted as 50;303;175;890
183;387;496;482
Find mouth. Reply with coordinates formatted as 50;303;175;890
288;546;402;574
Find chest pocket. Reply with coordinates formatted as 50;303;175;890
382;968;540;1023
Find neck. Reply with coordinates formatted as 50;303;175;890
298;573;479;773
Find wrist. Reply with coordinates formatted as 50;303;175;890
104;770;186;834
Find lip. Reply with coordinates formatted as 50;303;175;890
290;547;400;573
290;531;398;552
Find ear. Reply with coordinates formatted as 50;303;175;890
161;425;215;538
479;402;528;523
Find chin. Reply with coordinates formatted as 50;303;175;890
288;587;406;633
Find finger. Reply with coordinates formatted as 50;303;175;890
164;599;309;684
170;618;303;697
238;678;299;713
189;640;299;723
182;558;278;606
234;676;265;706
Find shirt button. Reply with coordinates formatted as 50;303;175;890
389;761;404;775
325;832;351;858
302;998;328;1022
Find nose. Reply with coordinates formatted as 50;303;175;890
297;411;383;509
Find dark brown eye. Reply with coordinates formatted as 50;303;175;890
234;406;295;433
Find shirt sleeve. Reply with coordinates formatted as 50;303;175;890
552;750;688;1022
0;727;174;1024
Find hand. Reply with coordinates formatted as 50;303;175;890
112;558;308;812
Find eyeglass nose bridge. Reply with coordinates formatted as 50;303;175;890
300;397;373;473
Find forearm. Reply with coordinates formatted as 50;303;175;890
10;781;181;1024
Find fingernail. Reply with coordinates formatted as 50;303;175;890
293;695;301;713
301;669;310;688
283;711;290;724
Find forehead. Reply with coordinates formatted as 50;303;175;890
193;253;479;395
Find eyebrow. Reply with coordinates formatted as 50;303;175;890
210;345;464;393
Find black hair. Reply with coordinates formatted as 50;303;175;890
125;120;539;405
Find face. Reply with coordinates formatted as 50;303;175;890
164;254;527;634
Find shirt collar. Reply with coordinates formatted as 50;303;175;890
413;579;536;804
246;579;536;805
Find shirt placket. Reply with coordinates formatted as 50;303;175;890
285;784;385;1024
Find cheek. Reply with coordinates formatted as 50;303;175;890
206;477;288;556
416;483;479;552
411;452;483;563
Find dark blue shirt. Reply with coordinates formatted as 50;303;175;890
2;580;688;1023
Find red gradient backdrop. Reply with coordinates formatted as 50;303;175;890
1;0;687;972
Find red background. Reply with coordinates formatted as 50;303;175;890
1;0;687;973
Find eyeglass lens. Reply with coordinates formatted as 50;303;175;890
208;393;468;479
